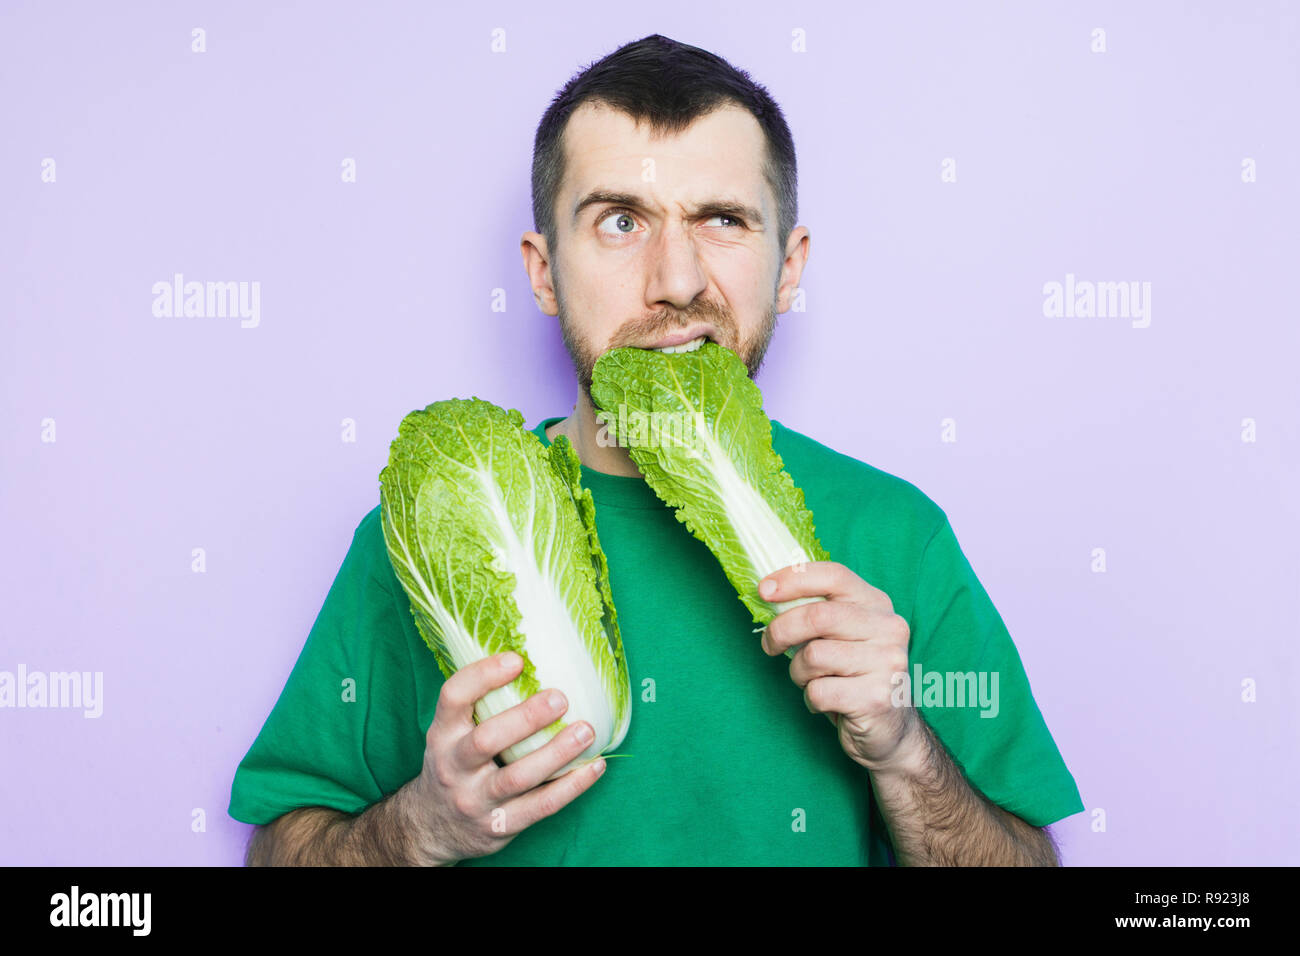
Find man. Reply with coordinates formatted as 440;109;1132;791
230;34;1083;866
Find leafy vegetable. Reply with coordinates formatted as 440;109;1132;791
379;398;631;776
591;342;830;645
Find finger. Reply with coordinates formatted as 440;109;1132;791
804;674;875;718
453;686;570;773
759;562;887;608
763;598;864;656
493;756;608;836
430;652;524;745
786;638;876;688
484;718;598;805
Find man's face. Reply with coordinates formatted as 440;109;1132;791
525;101;808;398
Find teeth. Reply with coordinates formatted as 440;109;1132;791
653;336;706;354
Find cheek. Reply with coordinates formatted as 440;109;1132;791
563;286;633;349
706;252;771;303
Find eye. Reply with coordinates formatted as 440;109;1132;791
706;214;746;229
597;208;640;235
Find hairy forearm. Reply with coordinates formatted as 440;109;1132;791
244;781;448;867
870;718;1060;866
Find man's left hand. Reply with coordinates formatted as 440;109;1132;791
759;562;923;776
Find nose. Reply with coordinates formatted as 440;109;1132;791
644;219;709;317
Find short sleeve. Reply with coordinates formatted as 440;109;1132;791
905;516;1084;828
227;507;430;826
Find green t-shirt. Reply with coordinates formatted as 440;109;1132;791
228;417;1084;865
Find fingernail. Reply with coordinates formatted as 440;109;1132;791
503;652;522;669
547;691;566;712
592;758;606;776
760;578;776;598
574;722;594;745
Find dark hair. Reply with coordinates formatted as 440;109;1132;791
531;34;798;268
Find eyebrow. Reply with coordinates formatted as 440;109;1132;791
572;188;765;229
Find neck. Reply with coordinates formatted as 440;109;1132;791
545;389;642;477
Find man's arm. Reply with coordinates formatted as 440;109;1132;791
757;563;1067;867
245;780;446;867
869;717;1060;867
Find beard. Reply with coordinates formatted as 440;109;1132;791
555;273;780;405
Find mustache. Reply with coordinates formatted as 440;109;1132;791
607;302;737;349
559;295;775;400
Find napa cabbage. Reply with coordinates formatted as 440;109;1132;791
379;398;631;776
591;342;829;645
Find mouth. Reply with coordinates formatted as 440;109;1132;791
652;335;707;354
645;325;714;353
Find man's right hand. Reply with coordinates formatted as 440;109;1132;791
401;650;607;866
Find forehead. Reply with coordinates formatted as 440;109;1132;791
560;101;771;218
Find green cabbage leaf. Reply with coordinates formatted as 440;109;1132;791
591;343;830;639
379;398;630;775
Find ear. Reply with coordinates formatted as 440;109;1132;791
521;231;559;316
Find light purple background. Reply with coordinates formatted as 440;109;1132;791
2;1;1296;866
